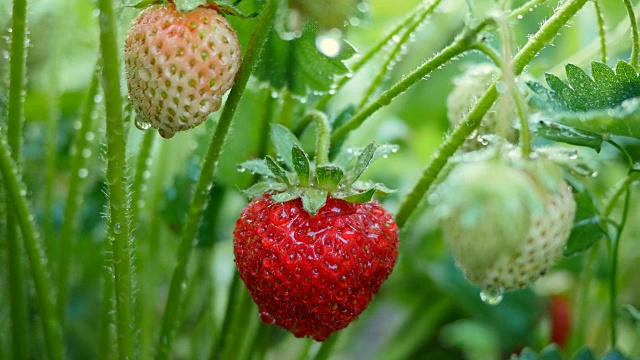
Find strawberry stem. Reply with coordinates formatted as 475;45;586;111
306;111;331;166
593;0;607;64
155;0;279;357
395;0;590;229
97;0;136;356
623;0;639;69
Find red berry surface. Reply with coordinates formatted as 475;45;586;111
124;4;240;138
233;196;399;341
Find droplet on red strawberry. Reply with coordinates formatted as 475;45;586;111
233;123;400;341
124;4;241;138
435;149;576;299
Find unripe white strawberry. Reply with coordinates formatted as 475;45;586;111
124;4;241;138
435;157;576;293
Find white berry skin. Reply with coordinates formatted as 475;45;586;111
124;4;241;138
437;160;576;292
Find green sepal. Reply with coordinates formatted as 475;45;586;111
353;181;396;196
265;156;290;185
271;124;301;170
173;0;207;12
302;188;329;215
563;179;608;256
316;165;343;188
272;189;303;203
214;1;258;18
238;159;274;178
346;143;377;184
123;0;158;8
341;188;376;203
291;145;310;186
242;181;287;198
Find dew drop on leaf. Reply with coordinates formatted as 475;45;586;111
480;288;504;306
315;29;343;58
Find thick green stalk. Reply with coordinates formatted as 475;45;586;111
330;20;492;144
312;334;339;360
0;138;63;360
97;267;115;360
624;0;639;68
305;111;331;166
358;0;444;108
395;0;590;228
609;189;631;346
155;1;279;357
6;0;29;356
56;68;100;324
131;130;156;230
96;0;135;357
209;272;242;360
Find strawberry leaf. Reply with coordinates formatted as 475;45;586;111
316;165;343;188
528;61;640;139
291;145;310;186
271;124;302;170
254;21;355;97
531;119;603;152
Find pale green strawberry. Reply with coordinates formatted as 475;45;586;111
436;156;576;292
124;4;241;138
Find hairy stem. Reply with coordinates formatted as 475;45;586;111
624;0;640;68
131;130;156;230
594;0;607;63
331;19;493;144
509;0;549;19
96;0;135;356
609;189;631;346
395;0;590;228
155;1;279;357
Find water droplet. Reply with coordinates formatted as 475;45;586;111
94;94;104;103
315;29;343;58
113;223;122;235
259;311;275;324
237;166;246;173
78;168;89;178
135;117;152;131
85;132;95;141
517;14;523;19
480;288;504;305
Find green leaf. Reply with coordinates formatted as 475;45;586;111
272;189;302;203
602;349;632;360
316;165;343;189
265;156;290;185
254;20;355;97
173;0;207;12
271;124;301;170
123;0;157;8
532;119;603;152
342;188;375;203
511;346;563;360
291;145;310;186
372;144;400;162
624;304;640;322
563;181;608;256
511;348;538;360
242;181;287;198
238;159;274;178
346;143;377;183
301;188;328;215
528;61;640;139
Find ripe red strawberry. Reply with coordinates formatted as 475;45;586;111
124;3;241;138
436;152;576;296
234;196;398;341
233;124;400;341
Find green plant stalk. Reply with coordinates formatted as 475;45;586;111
241;322;269;360
4;208;29;360
594;0;607;64
306;111;331;165
395;0;589;228
571;245;598;350
97;267;115;360
155;1;279;357
221;289;255;360
604;171;640;217
358;0;444;108
0;138;63;360
330;19;493;144
209;272;241;360
609;189;631;346
96;0;135;356
278;88;296;127
56;68;100;324
6;0;29;356
312;334;339;360
314;0;440;111
624;0;640;68
471;42;503;68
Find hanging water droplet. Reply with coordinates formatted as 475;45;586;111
113;223;122;235
135;117;152;131
315;29;343;58
237;166;246;173
259;311;276;324
480;288;504;305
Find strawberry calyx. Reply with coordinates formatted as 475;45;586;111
132;0;257;18
239;112;398;216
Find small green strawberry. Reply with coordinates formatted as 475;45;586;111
124;3;241;138
447;63;518;150
435;151;576;295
